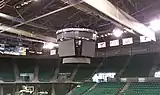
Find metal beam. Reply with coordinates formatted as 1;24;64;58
79;0;156;41
0;13;53;30
0;24;56;42
14;2;82;28
0;33;45;43
0;3;82;42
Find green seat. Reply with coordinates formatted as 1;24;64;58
123;83;160;95
71;83;95;95
74;66;95;81
0;58;15;82
122;53;157;77
54;84;71;95
87;83;125;95
99;55;129;73
58;64;77;80
38;59;57;82
16;58;35;73
74;58;101;81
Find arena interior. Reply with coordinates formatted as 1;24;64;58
1;0;160;95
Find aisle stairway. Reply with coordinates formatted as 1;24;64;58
87;83;125;95
70;83;95;95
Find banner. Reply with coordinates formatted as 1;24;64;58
122;37;133;45
140;36;151;43
0;44;5;50
110;40;119;47
50;49;56;55
98;42;106;48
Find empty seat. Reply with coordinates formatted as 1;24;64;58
38;59;58;82
0;58;15;82
122;53;157;77
71;83;95;95
123;82;160;95
87;82;125;95
16;58;35;73
58;64;77;80
99;55;129;73
74;58;101;81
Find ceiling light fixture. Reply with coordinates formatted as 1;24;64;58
148;19;160;31
113;28;123;37
43;42;59;49
33;0;39;2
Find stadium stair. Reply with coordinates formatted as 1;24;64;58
122;82;160;95
70;83;95;95
59;64;78;80
118;82;130;95
74;58;101;81
66;86;77;95
70;65;80;80
85;82;125;95
89;60;104;80
82;83;98;95
116;56;132;78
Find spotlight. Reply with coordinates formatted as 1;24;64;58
43;42;58;49
100;35;104;37
16;6;20;8
149;19;160;31
113;28;123;37
33;0;39;2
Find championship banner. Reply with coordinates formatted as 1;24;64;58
110;40;119;47
50;49;56;55
140;36;151;43
98;42;106;48
122;37;133;45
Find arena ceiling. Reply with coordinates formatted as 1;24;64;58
0;0;160;45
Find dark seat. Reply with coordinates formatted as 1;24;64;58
0;58;15;82
121;53;157;77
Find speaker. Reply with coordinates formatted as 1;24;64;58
58;39;76;57
81;40;95;57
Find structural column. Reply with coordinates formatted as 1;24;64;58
13;59;20;81
0;85;3;95
12;87;16;95
34;85;38;95
34;63;39;82
15;85;19;95
51;84;56;95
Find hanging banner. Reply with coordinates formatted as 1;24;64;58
98;42;106;48
50;49;56;55
122;37;133;45
140;36;151;43
110;40;119;47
